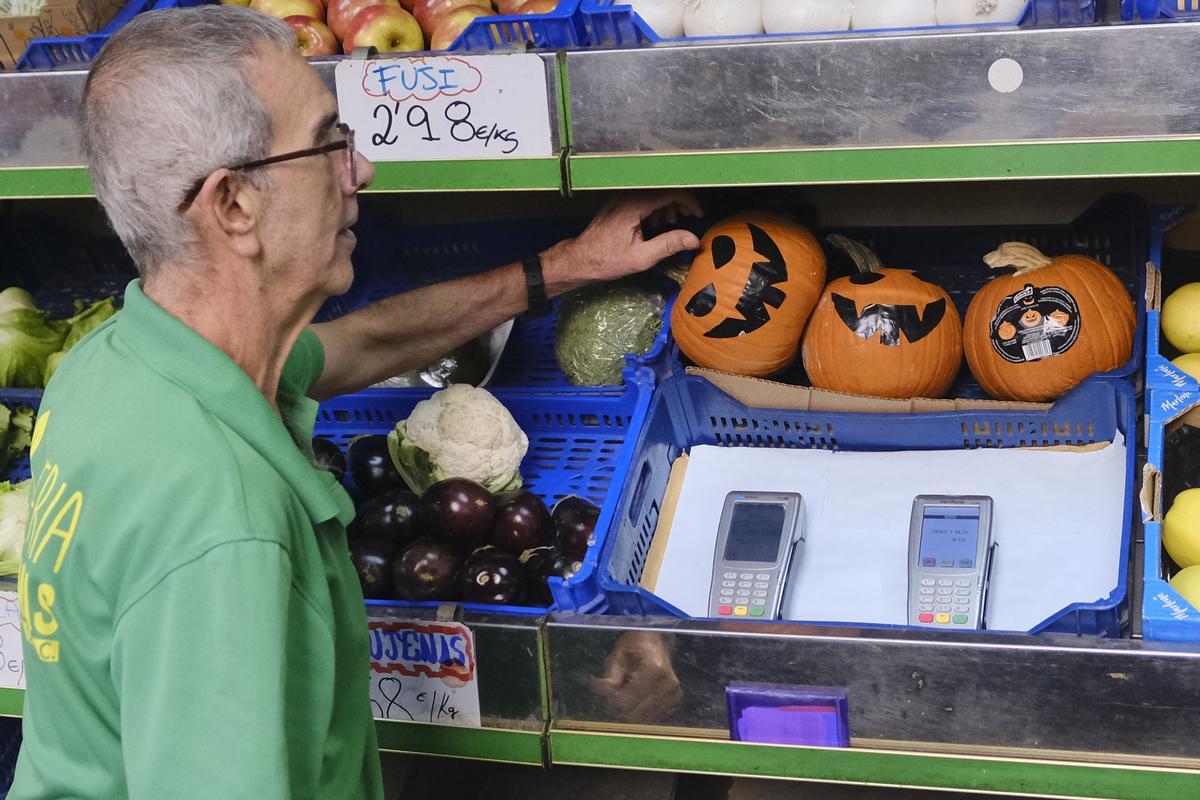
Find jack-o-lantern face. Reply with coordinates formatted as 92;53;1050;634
671;213;826;377
801;236;963;399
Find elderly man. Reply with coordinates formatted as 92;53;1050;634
13;6;699;798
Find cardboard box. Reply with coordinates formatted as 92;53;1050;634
0;0;123;69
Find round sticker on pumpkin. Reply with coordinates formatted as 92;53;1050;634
988;283;1080;364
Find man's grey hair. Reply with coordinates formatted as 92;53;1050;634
80;6;295;278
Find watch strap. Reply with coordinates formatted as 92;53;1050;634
522;255;552;319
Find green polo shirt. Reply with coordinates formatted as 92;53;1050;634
11;281;384;800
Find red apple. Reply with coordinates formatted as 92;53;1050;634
399;0;415;8
327;0;397;38
285;15;339;55
412;0;481;33
343;4;424;53
430;4;494;49
515;0;556;12
250;0;323;21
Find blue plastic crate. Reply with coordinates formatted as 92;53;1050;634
1145;207;1200;394
597;372;1136;636
658;195;1150;399
448;0;587;52
321;212;680;387
581;0;1097;47
315;370;655;616
1142;387;1200;641
1121;0;1200;19
16;0;208;70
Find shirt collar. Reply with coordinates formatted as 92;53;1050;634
116;280;354;528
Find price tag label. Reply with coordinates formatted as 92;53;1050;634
335;55;554;163
367;617;481;727
0;589;25;690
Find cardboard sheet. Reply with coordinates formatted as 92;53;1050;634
652;440;1127;632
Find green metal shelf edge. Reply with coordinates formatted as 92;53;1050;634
375;720;544;764
0;159;563;199
549;731;1200;800
0;687;542;765
567;139;1200;189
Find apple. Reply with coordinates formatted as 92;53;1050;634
250;0;323;21
412;0;482;33
327;0;398;38
430;4;495;48
343;4;424;53
494;0;524;12
399;0;415;8
220;0;253;7
516;0;556;11
285;15;340;55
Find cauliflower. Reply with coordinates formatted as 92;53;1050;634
386;384;529;493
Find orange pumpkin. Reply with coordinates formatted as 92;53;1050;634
671;213;826;377
963;242;1134;402
801;235;963;399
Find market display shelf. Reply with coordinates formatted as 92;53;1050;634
564;22;1200;190
547;731;1200;800
0;58;564;197
9;25;1200;196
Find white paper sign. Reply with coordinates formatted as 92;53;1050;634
0;590;25;690
335;55;553;162
367;617;481;727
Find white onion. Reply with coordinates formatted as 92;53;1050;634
851;0;936;29
683;0;764;36
630;0;686;38
763;0;853;33
936;0;1026;25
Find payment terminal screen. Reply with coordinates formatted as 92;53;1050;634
918;506;981;569
724;503;785;563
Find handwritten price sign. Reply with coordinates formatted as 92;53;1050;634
335;55;554;163
367;617;481;727
0;588;24;690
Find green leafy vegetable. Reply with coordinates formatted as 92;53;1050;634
43;297;118;384
555;281;664;386
0;307;67;388
0;479;30;577
0;288;36;316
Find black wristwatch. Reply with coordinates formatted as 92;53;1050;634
522;254;552;319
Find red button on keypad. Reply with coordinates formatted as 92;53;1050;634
918;613;934;623
718;605;733;616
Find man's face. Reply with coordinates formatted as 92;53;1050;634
250;47;374;303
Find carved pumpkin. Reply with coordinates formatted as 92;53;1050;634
963;242;1134;402
801;235;963;399
671;213;826;377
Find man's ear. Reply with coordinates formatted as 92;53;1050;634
193;170;264;259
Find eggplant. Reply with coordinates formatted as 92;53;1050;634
460;547;524;605
312;437;346;482
520;545;581;606
350;489;421;546
347;435;409;497
393;539;460;601
552;496;601;561
348;539;398;599
490;490;551;556
419;478;495;550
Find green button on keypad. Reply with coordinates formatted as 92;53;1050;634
953;614;969;624
749;607;765;617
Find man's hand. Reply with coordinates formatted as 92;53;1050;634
588;631;683;726
541;191;703;297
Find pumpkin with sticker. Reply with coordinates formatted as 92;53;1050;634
671;212;826;378
801;235;963;399
963;242;1135;402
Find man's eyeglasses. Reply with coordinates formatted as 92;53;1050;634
179;123;357;209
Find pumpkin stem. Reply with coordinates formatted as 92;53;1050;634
984;242;1055;275
827;234;886;274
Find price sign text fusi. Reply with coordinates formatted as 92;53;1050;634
335;55;554;163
